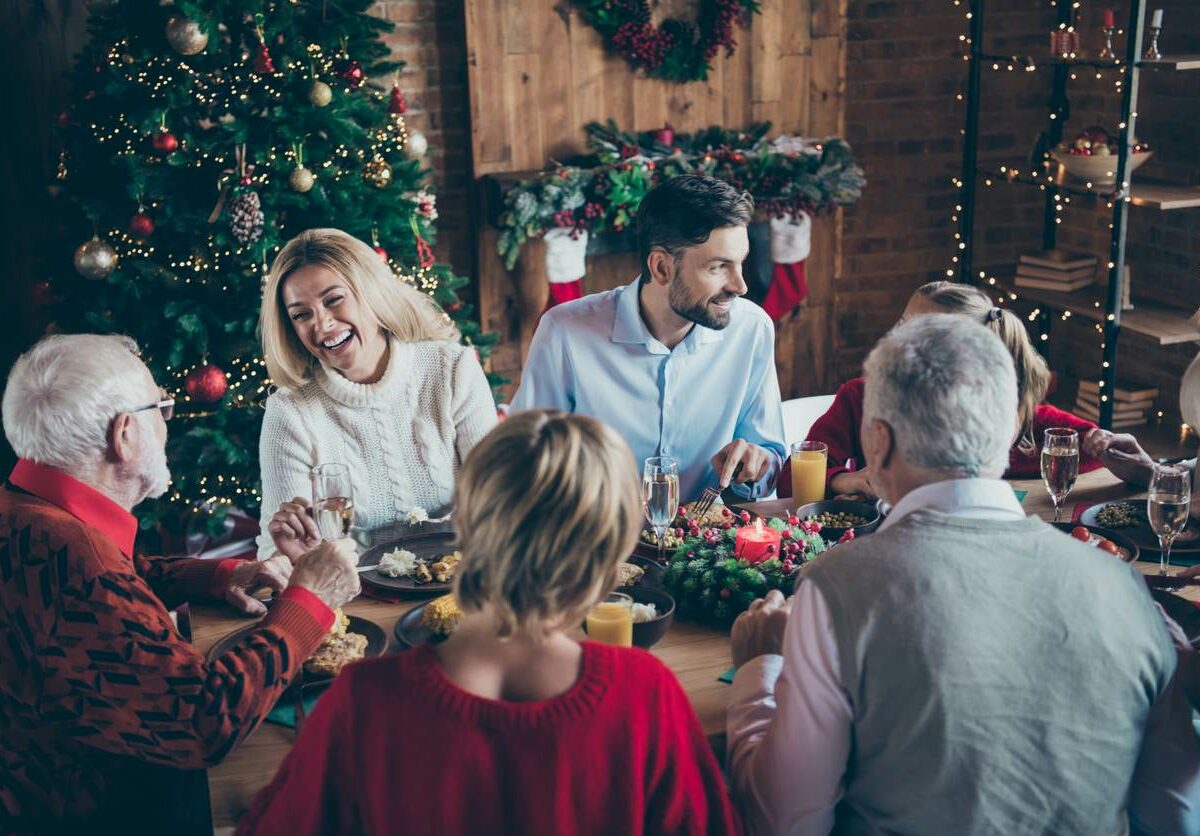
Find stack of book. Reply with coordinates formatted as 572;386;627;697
1015;251;1097;292
1074;380;1158;429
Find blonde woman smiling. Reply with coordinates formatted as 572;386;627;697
257;228;496;560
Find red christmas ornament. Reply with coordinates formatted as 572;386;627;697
185;364;228;404
128;211;155;239
415;234;435;269
253;42;275;74
339;60;365;88
388;84;408;115
150;131;179;153
373;245;389;261
445;301;462;314
653;123;674;146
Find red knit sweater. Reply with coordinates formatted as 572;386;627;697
238;642;742;836
0;460;334;831
778;378;1102;498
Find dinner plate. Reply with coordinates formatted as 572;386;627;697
358;530;458;595
392;601;446;649
1050;522;1140;564
1080;501;1200;556
205;614;388;685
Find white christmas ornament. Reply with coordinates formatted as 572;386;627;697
405;130;428;159
769;212;812;265
543;228;589;284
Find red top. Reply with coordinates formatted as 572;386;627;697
778;378;1102;497
0;460;334;829
239;642;742;836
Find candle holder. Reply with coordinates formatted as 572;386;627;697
1098;26;1117;60
1144;26;1162;60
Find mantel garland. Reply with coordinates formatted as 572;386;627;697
574;0;760;84
496;120;866;270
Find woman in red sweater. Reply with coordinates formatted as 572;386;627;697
239;410;741;836
779;281;1101;499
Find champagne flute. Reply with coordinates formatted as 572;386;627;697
1148;463;1191;576
643;457;680;562
1041;428;1079;524
311;463;355;541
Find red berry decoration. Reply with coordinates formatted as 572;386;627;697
339;60;365;88
653;123;674;146
150;131;179;153
738;510;751;523
388;84;408;115
185;364;228;404
787;515;800;526
373;245;389;261
719;588;731;600
128;211;155;239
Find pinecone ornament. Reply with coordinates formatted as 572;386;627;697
229;184;263;245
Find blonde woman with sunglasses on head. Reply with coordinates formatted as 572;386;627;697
256;228;496;560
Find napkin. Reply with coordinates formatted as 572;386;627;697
719;665;737;684
266;689;324;729
1013;489;1028;502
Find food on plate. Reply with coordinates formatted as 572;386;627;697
304;612;368;676
1095;502;1140;528
378;547;419;578
640;501;730;547
430;551;462;583
806;511;869;529
1069;525;1132;562
630;602;659;624
617;562;645;588
422;594;462;636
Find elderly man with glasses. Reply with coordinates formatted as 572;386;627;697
0;334;361;833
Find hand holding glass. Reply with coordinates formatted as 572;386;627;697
1040;428;1079;523
311;463;355;541
1148;463;1191;575
643;457;680;561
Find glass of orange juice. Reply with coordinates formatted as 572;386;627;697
791;441;828;504
585;592;633;647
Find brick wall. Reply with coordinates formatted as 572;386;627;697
842;0;1200;421
374;0;475;282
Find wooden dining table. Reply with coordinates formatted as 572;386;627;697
195;469;1198;829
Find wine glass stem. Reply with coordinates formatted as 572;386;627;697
1053;500;1062;524
1160;537;1171;575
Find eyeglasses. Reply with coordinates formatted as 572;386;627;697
131;398;175;421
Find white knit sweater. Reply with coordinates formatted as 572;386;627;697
256;339;497;558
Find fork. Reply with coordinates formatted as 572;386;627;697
692;462;744;521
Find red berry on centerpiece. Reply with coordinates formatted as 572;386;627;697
738;511;751;523
719;588;731;599
765;544;776;555
787;515;800;526
722;508;732;517
677;506;688;517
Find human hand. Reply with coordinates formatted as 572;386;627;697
731;590;791;667
225;554;294;616
712;440;772;489
830;468;875;500
1082;428;1155;487
267;496;322;562
289;539;361;610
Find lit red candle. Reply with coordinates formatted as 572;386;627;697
735;518;782;565
1103;9;1115;28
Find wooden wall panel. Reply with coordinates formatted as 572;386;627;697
466;0;847;398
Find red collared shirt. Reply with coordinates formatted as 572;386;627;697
0;459;334;827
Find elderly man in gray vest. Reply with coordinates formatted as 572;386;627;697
727;314;1200;835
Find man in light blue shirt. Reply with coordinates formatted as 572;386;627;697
511;175;786;502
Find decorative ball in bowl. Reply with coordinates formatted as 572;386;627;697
795;499;881;542
1051;147;1152;185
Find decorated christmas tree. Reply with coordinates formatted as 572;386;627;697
52;0;494;537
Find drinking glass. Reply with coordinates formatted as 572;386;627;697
311;462;355;541
1040;428;1079;523
586;592;633;647
1148;463;1191;575
643;457;680;562
790;441;828;505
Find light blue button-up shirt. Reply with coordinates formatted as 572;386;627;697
510;277;786;502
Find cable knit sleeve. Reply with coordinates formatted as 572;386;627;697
257;393;317;560
450;345;499;464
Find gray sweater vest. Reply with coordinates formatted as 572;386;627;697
804;511;1175;835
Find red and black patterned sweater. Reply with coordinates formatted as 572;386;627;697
0;459;334;832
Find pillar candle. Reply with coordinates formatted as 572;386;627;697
1151;8;1163;28
735;518;782;565
1103;9;1115;28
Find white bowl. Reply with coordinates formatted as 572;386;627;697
1050;147;1153;186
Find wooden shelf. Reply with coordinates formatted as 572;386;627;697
1139;55;1200;71
992;278;1200;345
978;53;1200;71
979;167;1200;210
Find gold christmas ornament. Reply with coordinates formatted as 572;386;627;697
166;15;209;56
405;130;428;159
363;155;392;188
289;166;316;192
307;80;333;107
73;236;119;280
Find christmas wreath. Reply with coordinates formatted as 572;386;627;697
575;0;760;84
659;507;849;628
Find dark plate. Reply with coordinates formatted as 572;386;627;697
1080;501;1200;555
359;531;459;595
795;499;881;541
1150;588;1200;645
624;555;664;589
1050;522;1141;563
206;614;388;685
392;601;445;649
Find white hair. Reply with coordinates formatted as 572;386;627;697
2;334;152;473
863;314;1018;476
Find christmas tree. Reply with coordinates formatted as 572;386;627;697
53;0;495;537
